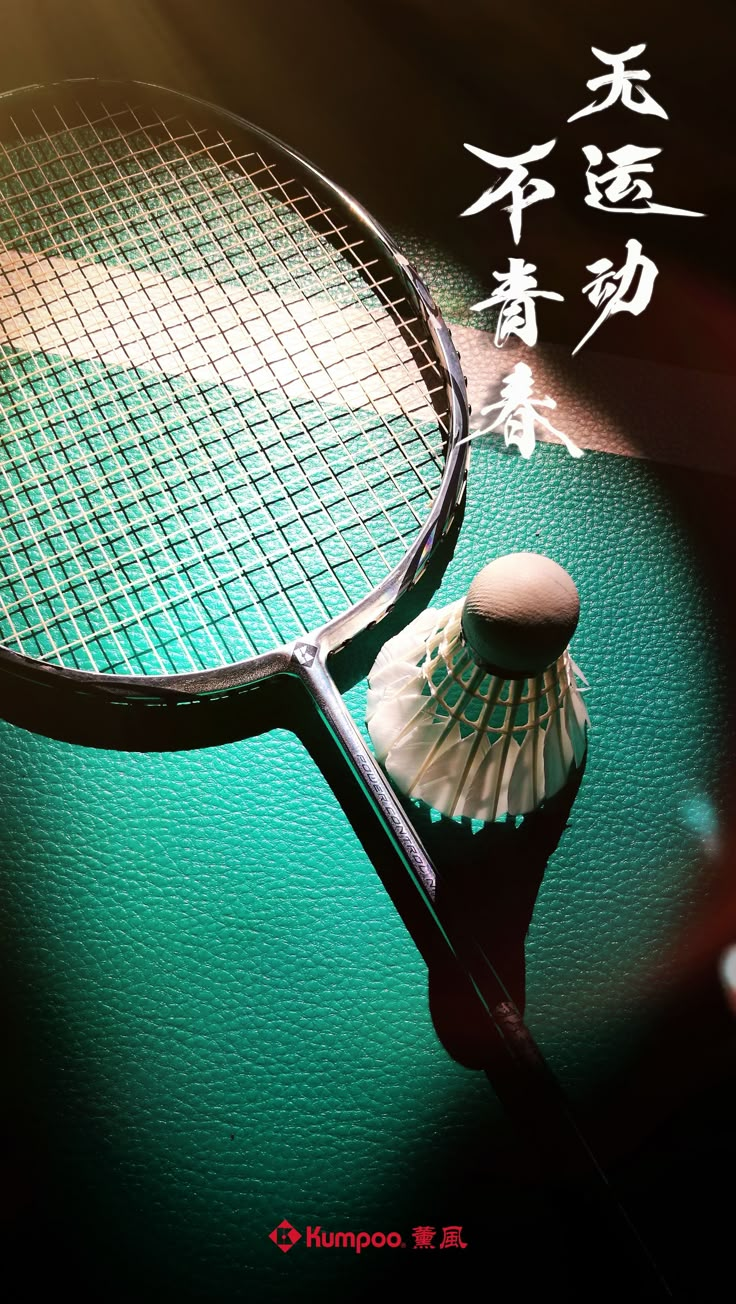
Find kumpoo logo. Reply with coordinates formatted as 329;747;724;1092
269;1221;468;1254
268;1221;403;1254
306;1226;404;1253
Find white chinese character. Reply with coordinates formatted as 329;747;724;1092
582;144;704;217
573;238;658;355
460;362;583;459
461;140;556;244
470;258;563;348
568;44;668;122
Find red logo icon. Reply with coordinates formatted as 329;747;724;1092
269;1219;302;1253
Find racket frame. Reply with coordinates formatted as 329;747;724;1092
0;78;496;1030
0;77;470;707
0;81;552;1078
0;80;540;1063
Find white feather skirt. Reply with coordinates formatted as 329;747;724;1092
366;599;589;821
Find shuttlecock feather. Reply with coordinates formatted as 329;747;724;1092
366;553;589;821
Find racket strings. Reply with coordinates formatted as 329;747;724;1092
130;107;446;504
9;106;350;666
119;109;440;588
0;342;439;673
0;109;433;672
67;104;435;644
9;105;444;481
0;95;448;674
206;130;445;495
0;126;239;673
0;133;189;673
1;105;444;457
0;355;425;667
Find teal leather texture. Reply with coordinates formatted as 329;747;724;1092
0;421;730;1297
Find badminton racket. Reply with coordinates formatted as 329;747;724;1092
0;77;603;1163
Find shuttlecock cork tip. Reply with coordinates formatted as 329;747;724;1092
461;552;580;678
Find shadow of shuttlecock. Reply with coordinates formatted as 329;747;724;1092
403;756;587;1072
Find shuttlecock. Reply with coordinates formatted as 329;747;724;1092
366;553;589;821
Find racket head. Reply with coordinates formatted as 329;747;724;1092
0;78;469;704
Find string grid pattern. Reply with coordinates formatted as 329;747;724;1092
0;96;446;675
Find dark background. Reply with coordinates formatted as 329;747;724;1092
0;2;734;1298
0;0;732;374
